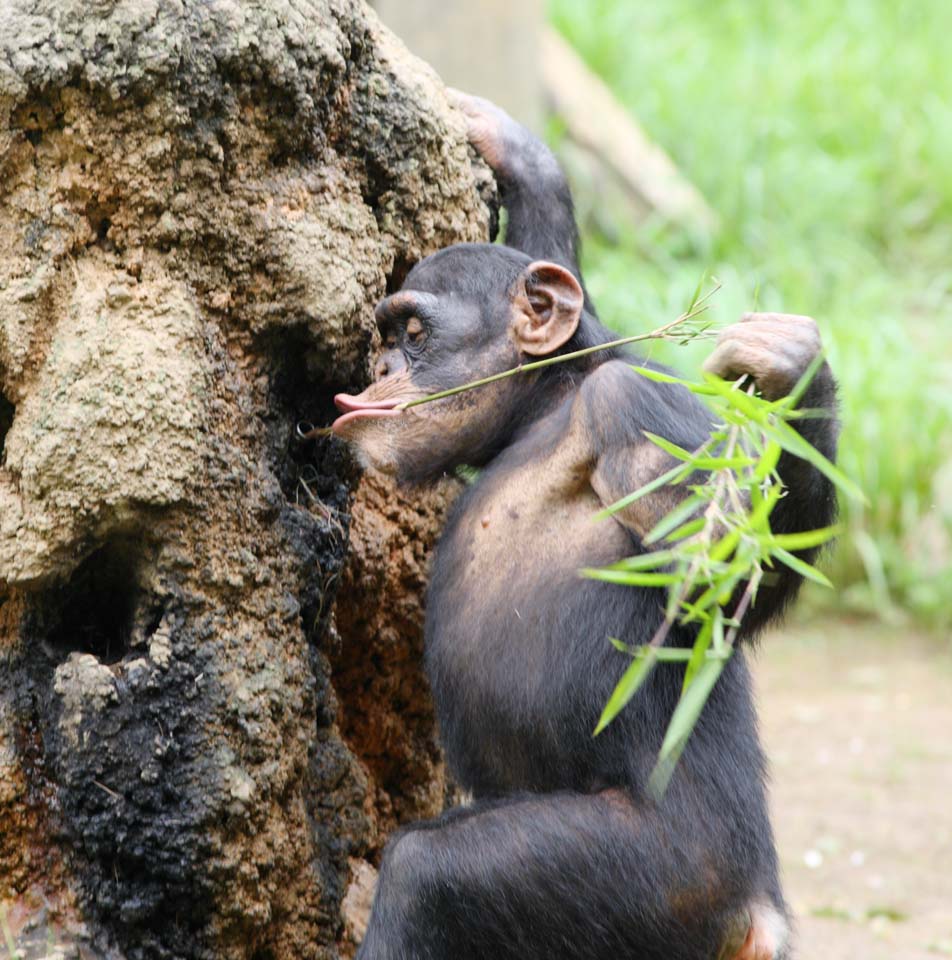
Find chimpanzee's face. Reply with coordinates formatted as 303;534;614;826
331;244;582;485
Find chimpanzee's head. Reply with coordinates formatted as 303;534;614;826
332;243;584;485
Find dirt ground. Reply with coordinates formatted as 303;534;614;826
755;618;952;959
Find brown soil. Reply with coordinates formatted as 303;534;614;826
0;4;496;957
756;618;952;959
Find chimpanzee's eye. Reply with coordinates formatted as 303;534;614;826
406;316;426;345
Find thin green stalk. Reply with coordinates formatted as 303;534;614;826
396;283;721;411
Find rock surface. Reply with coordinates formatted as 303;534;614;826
0;2;492;957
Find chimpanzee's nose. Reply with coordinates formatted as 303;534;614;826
374;349;406;381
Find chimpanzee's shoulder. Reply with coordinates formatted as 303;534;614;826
578;357;713;449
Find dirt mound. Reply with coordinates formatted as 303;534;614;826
0;3;493;957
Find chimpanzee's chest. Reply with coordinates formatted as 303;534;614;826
423;453;635;793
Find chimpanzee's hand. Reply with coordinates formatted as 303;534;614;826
702;312;823;401
447;88;558;188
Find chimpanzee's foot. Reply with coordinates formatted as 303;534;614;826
720;901;789;960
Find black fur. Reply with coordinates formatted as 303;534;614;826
356;127;838;960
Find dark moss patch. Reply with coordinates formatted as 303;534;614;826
0;391;13;463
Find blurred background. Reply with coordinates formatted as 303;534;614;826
379;1;952;957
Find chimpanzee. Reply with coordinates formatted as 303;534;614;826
331;91;838;960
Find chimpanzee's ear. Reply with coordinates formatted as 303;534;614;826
511;261;583;356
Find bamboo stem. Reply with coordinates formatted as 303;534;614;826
396;283;721;411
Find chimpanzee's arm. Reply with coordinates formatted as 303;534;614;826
494;148;582;278
583;318;839;635
580;361;715;540
748;361;839;630
449;91;593;311
703;312;840;629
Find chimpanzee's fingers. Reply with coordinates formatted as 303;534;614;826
717;320;817;349
703;337;800;400
721;315;821;358
446;87;481;112
711;320;819;364
740;311;816;328
445;88;512;173
446;88;508;122
446;88;525;145
445;87;476;107
704;339;769;381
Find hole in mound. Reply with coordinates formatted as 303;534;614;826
260;326;361;506
386;256;417;294
257;327;360;646
39;538;158;665
0;391;13;463
84;199;117;250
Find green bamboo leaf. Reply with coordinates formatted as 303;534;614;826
645;496;704;545
631;366;725;396
749;479;764;511
689;553;751;613
642;432;696;462
592;346;861;791
651;647;734;663
762;420;867;503
606;550;677;571
745;482;783;534
594;648;659;735
609;637;631;653
686;270;707;314
694;456;758;470
677;323;714;346
678;585;721;621
752;440;783;482
692;578;742;618
593;461;686;520
580;569;682;587
770;525;843;550
771;547;833;587
783;351;826;410
675;537;713;556
709;529;741;563
629;366;690;386
661;517;707;542
682;617;714;691
677;599;710;623
711;609;726;653
700;375;768;422
716;580;739;606
651;648;691;662
776;406;830;421
725;391;769;422
649;655;729;797
716;407;756;429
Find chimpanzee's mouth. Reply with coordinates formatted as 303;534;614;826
331;393;405;433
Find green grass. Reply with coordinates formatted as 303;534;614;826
549;0;952;627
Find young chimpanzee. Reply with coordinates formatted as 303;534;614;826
332;92;838;960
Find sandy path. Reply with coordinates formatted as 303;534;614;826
755;619;952;959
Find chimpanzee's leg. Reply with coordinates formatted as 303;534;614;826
357;789;787;960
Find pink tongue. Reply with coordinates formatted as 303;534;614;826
334;393;402;413
331;407;402;434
